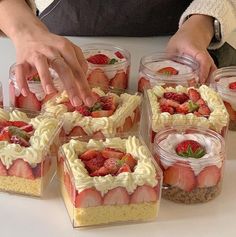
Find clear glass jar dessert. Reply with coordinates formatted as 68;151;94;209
154;126;225;204
81;43;130;90
9;64;63;111
58;135;162;227
137;52;200;93
210;66;236;131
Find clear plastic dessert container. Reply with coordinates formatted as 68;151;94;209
9;64;64;111
81;43;131;90
137;52;200;93
210;66;236;131
141;84;229;147
153;126;225;204
57;135;162;228
42;86;142;140
0;107;63;197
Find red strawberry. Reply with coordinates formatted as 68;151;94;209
224;101;236;121
198;104;211;116
64;172;75;202
92;131;105;140
20;124;34;133
16;92;41;111
104;158;121;174
188;88;201;102
0;129;10;141
197;165;221;188
163;92;189;104
133;108;141;124
62;101;75;112
80;150;102;161
114;51;124;59
11;121;28;127
176;101;199;114
0;160;7;176
87;69;109;88
229;81;236;90
138;77;150;92
196;98;206;107
110;71;127;89
33;158;51;178
101;147;125;159
90;166;110;177
122;116;133;132
91;110;113;118
87;54;109;64
68;126;87;137
175;140;206;158
83;155;105;173
164;162;196;192
99;96;117;111
160;104;175;114
8;159;34;179
130;185;157;203
103;187;129;205
75;188;102;208
76;105;91;116
157;67;178;75
159;98;180;108
117;163;131;174
121;153;137;170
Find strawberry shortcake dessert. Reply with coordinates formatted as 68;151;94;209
0;107;62;197
154;127;225;204
82;43;130;89
137;53;199;93
9;66;63;111
144;85;229;144
58;136;162;227
43;87;141;139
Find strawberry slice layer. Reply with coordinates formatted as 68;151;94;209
130;185;157;204
103;187;129;205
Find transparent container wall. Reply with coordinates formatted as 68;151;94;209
0;107;62;197
57;136;163;228
81;43;131;90
210;66;236;131
0;81;3;107
137;52;200;93
153;126;226;204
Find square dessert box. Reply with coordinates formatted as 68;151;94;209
0;107;63;197
153;126;226;204
137;52;200;93
57;135;163;228
42;86;142;140
81;43;131;90
141;84;229;147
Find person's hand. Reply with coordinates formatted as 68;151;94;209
12;30;95;107
166;14;217;83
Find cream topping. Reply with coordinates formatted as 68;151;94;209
61;136;158;195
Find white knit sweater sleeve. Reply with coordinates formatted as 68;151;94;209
179;0;236;49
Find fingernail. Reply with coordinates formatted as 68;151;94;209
72;96;82;107
85;96;95;107
21;88;28;97
45;84;55;94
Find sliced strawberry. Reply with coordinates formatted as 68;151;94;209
99;96;117;111
160;104;175;114
133;108;141;124
0;160;7;176
16;92;41;111
83;155;105;173
92;131;105;140
33;158;51;178
138;77;150;92
163;162;196;192
91;110;113;118
198;104;211;116
196;98;206;107
188;88;201;102
87;69;109;88
76;105;91;116
101;147;125;159
69;126;87;137
110;71;127;89
90;166;110;177
122;116;133;132
224;101;236;121
130;185;157;203
121;153;137;170
114;51;124;59
8;159;34;179
175;102;189;114
0;129;10;141
80;149;102;161
197;165;221;188
64;172;75;202
11;121;28;127
229;81;236;90
104;158;121;174
163;92;189;104
159;98;180;108
117;163;131;174
20;124;34;133
87;54;110;64
75;188;102;208
62;101;75;112
103;187;129;205
157;67;178;75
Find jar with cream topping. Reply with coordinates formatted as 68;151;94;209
81;43;130;90
9;64;63;111
153;126;225;204
210;66;236;131
137;52;200;93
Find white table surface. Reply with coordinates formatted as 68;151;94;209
0;36;236;237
